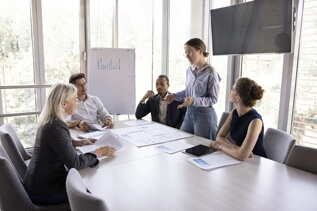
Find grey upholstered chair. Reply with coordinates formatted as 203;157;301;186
263;127;296;164
217;112;230;135
0;146;70;211
217;112;235;144
0;123;32;179
285;145;317;175
66;168;109;211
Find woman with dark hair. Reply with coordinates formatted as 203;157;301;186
210;77;267;161
166;38;221;139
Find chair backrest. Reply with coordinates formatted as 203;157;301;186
217;112;230;135
0;145;70;211
285;145;317;175
0;155;37;211
216;112;235;144
0;123;32;160
0;123;32;179
66;168;109;211
0;144;23;180
263;127;296;164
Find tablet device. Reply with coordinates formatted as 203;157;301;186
183;144;215;157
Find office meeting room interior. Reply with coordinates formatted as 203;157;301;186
1;0;317;210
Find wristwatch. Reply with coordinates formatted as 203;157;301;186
76;120;82;128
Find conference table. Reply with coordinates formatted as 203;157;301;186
71;120;317;211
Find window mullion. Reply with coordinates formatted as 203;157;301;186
161;0;169;76
31;0;46;111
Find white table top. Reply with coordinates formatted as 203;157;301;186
72;121;317;211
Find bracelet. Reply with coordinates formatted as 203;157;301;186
76;120;82;128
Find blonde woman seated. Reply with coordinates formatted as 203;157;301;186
24;83;116;205
210;77;267;161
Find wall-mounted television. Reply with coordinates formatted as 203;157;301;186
210;0;293;55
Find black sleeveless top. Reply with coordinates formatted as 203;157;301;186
230;109;267;157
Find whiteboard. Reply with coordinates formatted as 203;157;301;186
87;48;135;115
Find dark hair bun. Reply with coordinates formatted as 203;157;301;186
250;85;264;101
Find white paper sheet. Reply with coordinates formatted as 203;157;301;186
111;126;142;136
126;136;165;147
123;120;152;126
76;131;122;154
77;130;106;139
111;124;192;147
188;151;241;170
145;127;177;136
90;123;107;131
137;123;168;130
155;140;195;154
157;132;192;141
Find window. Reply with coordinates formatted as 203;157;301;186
0;0;82;147
291;0;317;148
241;54;283;130
42;0;81;84
168;0;204;93
117;0;160;109
0;0;38;147
89;0;114;48
89;0;162;121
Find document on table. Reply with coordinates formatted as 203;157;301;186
76;131;122;154
111;124;192;147
117;130;166;147
188;151;241;170
123;119;152;126
142;126;176;136
77;130;106;139
137;123;192;140
89;123;107;131
157;131;192;141
155;140;195;154
137;123;170;131
126;136;165;147
111;126;142;136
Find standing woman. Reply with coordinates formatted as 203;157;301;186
166;38;221;139
210;77;267;161
23;83;116;205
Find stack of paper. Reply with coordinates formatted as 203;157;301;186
76;131;122;154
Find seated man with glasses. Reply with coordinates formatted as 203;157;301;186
66;73;114;132
135;75;186;129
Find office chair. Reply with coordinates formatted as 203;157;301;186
217;112;230;135
0;146;70;211
66;168;109;211
285;145;317;175
216;111;235;144
0;123;32;179
263;127;296;164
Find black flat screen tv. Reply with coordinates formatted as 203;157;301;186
210;0;293;55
